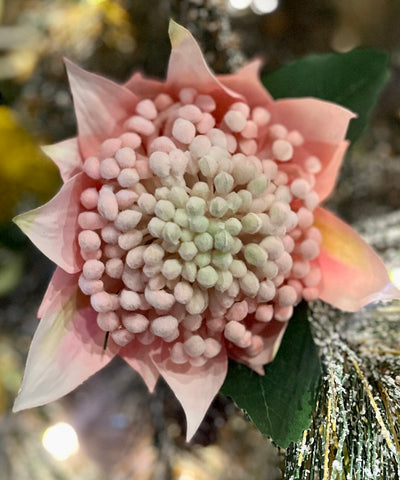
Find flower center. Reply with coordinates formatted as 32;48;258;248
77;88;322;366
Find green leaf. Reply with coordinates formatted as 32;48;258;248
221;302;321;448
262;49;390;143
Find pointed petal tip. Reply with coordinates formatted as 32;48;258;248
12;397;23;413
152;347;228;442
12;392;43;413
168;19;189;47
12;174;85;275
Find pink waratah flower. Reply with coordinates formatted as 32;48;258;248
13;21;399;440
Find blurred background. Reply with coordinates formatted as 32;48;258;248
1;1;400;479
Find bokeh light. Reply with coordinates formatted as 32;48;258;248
229;0;278;14
252;0;279;15
229;0;252;11
42;422;80;461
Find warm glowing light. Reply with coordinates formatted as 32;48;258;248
229;0;252;10
178;474;197;480
252;0;279;14
389;267;400;289
42;422;79;461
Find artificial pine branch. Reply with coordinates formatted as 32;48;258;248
284;211;400;479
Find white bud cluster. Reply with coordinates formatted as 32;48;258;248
77;88;323;367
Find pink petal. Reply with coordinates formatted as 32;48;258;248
65;59;138;157
270;98;355;145
13;272;116;412
152;345;228;441
120;341;161;393
13;172;86;274
315;207;400;311
42;138;82;183
167;20;241;108
230;319;288;375
38;267;70;319
125;71;165;98
218;59;273;107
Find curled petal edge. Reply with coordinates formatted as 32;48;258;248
315;207;400;312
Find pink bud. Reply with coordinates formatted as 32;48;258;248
272;139;293;162
171;342;188;364
99;157;120;179
78;275;103;295
82;259;104;280
144;288;175;310
78;212;108;230
224;321;246;344
195;94;216;112
97;186;119;221
111;329;135;346
115;147;136;168
80;188;99;210
119;132;141;150
151;315;179;338
136;99;157;120
255;304;274;322
98;138;122;159
97;311;120;331
226;300;249;322
124;115;155;136
91;291;115;313
78;230;101;252
252;106;270;126
83;156;100;179
224;110;246;132
278;285;297;307
122;313;149;333
119;290;141;311
184;335;206;357
172;118;196;144
105;258;124;279
179;104;202;123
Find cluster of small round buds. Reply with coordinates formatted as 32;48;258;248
75;85;325;360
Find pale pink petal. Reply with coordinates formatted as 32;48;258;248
13;173;86;274
315;207;400;312
65;59;138;157
120;341;161;393
167;20;241;108
42;138;82;183
218;59;273;107
231;319;288;375
270;98;356;145
152;346;228;441
38;267;70;319
13;274;116;412
125;71;165;98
